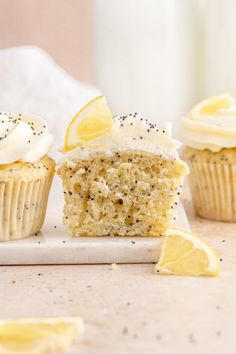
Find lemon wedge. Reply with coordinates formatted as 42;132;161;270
155;227;219;276
0;317;83;354
64;96;113;151
189;93;234;120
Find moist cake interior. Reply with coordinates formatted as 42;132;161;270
57;151;188;237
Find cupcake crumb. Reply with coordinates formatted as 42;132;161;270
110;263;120;271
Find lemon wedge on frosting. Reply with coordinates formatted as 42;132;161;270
64;96;113;151
188;93;235;120
155;227;219;276
0;317;83;354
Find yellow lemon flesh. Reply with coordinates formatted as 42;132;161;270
64;96;113;151
189;93;234;120
0;317;83;354
155;227;219;276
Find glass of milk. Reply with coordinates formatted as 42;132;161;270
204;0;236;97
93;0;203;138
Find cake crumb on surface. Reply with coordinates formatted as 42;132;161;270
110;263;120;271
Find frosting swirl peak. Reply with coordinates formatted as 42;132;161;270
60;114;181;163
182;94;236;152
0;113;53;164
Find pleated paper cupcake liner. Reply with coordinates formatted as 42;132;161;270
187;161;236;222
0;174;54;241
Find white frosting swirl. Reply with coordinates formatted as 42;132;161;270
0;113;53;164
59;114;181;164
182;98;236;152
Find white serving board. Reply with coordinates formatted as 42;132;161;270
0;177;190;265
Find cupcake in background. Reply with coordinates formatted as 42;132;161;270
182;94;236;222
0;113;55;241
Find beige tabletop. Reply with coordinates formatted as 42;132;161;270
0;188;236;354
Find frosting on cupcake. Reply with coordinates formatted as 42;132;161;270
182;96;236;152
0;113;53;164
60;114;181;163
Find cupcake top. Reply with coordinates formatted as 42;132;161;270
182;94;236;152
0;113;53;164
60;96;181;164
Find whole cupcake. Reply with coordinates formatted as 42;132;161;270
182;93;236;222
0;112;55;241
57;96;188;237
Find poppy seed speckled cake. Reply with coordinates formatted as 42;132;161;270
57;96;189;237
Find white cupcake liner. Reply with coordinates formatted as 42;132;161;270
0;174;53;241
188;161;236;222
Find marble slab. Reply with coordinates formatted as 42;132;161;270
0;178;190;265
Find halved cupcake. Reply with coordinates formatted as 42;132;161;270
57;97;188;237
0;113;55;241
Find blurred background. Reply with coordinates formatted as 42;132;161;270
0;0;235;141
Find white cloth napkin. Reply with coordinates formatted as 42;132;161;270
0;46;100;158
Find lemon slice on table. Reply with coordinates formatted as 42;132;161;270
188;93;234;120
64;95;113;151
155;227;219;276
0;317;83;354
